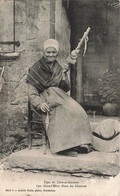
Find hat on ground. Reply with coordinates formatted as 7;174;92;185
44;39;59;52
92;119;120;152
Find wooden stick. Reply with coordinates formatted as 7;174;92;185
1;66;4;77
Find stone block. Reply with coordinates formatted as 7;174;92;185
3;148;120;177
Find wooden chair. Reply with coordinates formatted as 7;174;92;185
28;99;48;153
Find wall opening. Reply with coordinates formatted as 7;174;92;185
64;0;120;108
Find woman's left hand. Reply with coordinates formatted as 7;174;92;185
40;102;50;112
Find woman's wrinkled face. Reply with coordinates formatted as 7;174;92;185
44;47;58;63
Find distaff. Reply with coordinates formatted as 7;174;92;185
64;27;91;75
0;66;4;93
70;27;91;59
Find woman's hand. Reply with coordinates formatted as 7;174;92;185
40;102;50;112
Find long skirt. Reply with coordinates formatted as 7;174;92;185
39;87;92;154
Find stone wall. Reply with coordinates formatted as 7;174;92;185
0;0;70;158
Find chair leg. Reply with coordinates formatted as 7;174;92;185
28;101;32;150
28;124;32;150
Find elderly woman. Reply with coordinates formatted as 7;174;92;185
27;39;92;156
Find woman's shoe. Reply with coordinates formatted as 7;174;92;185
75;144;92;154
57;150;78;157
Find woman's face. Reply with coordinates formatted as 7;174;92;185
44;47;58;63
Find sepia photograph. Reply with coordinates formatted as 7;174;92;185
0;0;120;195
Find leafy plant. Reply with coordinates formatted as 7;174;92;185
95;69;120;105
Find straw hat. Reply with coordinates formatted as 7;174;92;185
92;119;120;152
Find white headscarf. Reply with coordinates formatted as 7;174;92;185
44;39;59;52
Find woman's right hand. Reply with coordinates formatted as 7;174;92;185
40;103;50;112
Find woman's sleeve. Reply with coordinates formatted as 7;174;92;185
58;54;77;92
27;83;44;109
58;71;71;92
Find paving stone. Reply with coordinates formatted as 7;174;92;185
2;148;120;177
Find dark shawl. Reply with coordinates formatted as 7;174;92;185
26;57;64;93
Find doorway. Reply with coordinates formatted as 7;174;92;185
64;0;119;108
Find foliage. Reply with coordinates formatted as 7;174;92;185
95;69;120;105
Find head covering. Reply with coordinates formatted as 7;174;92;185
44;39;59;52
92;119;120;152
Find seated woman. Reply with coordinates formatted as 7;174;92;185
26;39;92;156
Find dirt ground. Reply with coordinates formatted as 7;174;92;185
0;170;120;196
